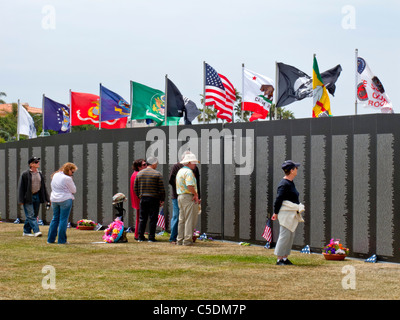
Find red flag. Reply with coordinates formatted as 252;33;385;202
249;111;268;122
101;116;127;129
70;92;127;129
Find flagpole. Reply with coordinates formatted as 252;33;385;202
164;74;168;126
69;89;72;132
355;48;358;115
203;61;206;124
313;53;316;118
274;61;279;121
129;81;133;128
99;83;102;130
42;94;45;134
17;99;20;141
241;63;244;122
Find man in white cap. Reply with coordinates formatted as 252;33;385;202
176;152;200;246
18;156;50;237
168;150;200;244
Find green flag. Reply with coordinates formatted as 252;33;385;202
131;81;165;125
161;116;181;126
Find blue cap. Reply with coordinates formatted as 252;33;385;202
282;160;300;171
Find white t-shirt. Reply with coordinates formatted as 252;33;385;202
50;172;76;203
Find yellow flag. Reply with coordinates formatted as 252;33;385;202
312;57;332;117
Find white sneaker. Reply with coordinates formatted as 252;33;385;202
23;232;34;237
34;232;42;237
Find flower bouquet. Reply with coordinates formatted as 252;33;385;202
193;229;200;242
322;238;349;260
76;219;96;230
103;219;124;243
199;233;213;242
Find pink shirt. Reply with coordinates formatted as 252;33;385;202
130;171;140;209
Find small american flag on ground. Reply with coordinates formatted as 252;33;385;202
262;218;272;243
205;63;235;122
157;208;165;230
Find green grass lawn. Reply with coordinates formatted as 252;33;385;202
1;222;399;300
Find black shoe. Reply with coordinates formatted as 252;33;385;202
276;260;285;265
283;259;294;265
148;239;157;242
138;237;147;242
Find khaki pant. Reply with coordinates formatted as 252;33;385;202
177;194;199;245
274;225;295;257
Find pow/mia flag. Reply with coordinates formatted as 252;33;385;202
275;62;342;108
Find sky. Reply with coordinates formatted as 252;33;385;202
1;0;399;122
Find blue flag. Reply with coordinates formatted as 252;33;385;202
43;96;70;134
100;84;130;121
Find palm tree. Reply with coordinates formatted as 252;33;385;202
0;92;6;104
233;89;251;122
197;106;217;123
279;109;295;120
198;90;250;123
268;104;295;120
197;94;217;123
197;91;295;123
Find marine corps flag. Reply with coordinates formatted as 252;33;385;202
70;91;127;129
312;57;332;118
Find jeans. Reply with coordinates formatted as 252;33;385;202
138;197;160;241
47;199;73;244
169;198;180;242
23;193;41;234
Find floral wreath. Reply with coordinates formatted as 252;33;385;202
76;219;96;227
103;219;124;243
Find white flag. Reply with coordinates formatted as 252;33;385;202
242;68;274;120
357;57;393;113
18;101;37;139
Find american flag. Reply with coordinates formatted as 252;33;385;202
157;208;166;230
205;63;235;122
262;218;272;243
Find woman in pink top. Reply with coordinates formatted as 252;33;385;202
130;159;147;240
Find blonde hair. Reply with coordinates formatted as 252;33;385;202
51;162;78;179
